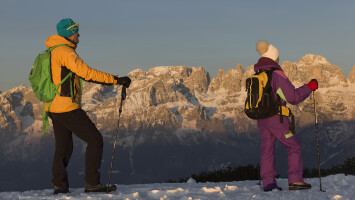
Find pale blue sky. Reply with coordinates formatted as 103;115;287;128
0;0;354;92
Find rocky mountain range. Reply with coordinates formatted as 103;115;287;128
0;54;354;191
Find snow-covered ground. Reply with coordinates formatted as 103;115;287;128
0;174;353;200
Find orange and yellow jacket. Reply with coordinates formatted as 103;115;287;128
45;35;118;113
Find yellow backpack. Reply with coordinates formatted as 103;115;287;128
244;69;279;119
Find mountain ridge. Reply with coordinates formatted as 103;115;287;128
1;53;354;144
0;54;354;191
0;53;354;147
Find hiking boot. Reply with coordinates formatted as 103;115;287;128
289;181;312;190
263;183;282;192
84;183;117;193
53;185;69;194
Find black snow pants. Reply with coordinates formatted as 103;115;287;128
48;108;103;189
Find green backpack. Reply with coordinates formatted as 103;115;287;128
29;44;73;136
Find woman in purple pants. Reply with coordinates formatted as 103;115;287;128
254;41;318;191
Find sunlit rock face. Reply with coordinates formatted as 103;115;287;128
0;54;354;191
348;66;355;84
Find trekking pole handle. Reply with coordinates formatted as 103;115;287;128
119;86;126;115
121;86;127;101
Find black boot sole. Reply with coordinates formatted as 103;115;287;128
53;189;69;194
84;185;117;193
264;186;282;192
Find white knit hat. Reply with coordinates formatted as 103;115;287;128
256;40;279;61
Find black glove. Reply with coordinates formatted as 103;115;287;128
115;76;131;88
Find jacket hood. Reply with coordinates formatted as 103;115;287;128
45;35;77;49
254;57;282;72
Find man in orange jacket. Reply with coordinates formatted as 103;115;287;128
47;18;131;194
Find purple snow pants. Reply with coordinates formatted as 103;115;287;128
257;115;304;188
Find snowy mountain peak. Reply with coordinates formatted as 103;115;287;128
208;65;245;93
128;68;146;77
3;84;27;95
299;54;330;65
348;66;355;83
147;66;203;77
235;64;244;73
148;66;184;76
283;54;347;87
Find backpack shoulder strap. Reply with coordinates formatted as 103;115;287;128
266;68;286;123
264;68;281;83
254;69;264;75
265;67;279;74
48;44;71;51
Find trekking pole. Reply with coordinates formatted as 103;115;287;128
257;164;262;185
313;91;324;192
107;86;127;193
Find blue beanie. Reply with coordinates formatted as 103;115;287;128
56;18;79;38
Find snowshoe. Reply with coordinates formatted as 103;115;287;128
289;181;312;190
263;183;282;192
84;183;117;193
